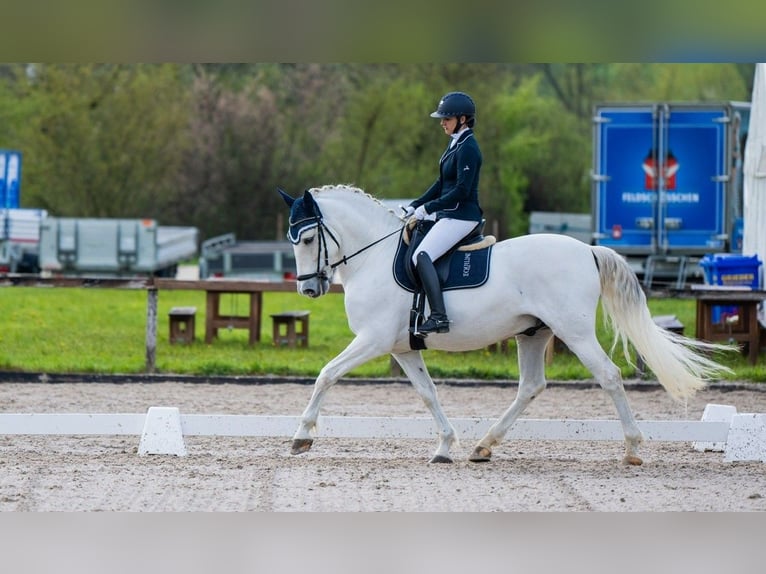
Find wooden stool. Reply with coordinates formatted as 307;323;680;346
695;294;764;365
169;306;197;344
271;311;310;348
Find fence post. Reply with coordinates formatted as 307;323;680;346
145;285;158;373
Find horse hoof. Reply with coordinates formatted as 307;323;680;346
429;455;453;464
469;446;492;462
623;455;643;466
291;438;313;455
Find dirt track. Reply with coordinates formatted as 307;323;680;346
0;379;765;511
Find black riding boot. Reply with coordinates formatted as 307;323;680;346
414;251;450;337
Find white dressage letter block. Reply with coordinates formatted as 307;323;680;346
693;404;737;452
138;407;187;456
723;413;766;463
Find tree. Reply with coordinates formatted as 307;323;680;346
170;66;280;240
1;64;190;218
537;63;610;120
172;64;355;240
0;63;752;244
318;74;435;197
493;75;591;237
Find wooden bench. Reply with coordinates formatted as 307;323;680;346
153;279;342;347
271;311;310;348
694;291;766;365
168;306;197;344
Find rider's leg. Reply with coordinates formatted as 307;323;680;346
411;218;476;337
414;251;450;336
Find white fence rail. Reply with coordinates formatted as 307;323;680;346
0;404;763;462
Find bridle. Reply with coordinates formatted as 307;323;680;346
292;212;404;282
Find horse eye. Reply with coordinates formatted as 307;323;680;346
302;236;314;245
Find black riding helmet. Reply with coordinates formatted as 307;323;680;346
430;91;476;130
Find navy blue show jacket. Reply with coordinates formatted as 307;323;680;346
410;129;483;223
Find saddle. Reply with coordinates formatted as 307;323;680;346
395;218;495;290
393;218;496;349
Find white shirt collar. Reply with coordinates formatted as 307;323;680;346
449;126;470;148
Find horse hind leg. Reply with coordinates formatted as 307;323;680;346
566;336;644;465
470;332;552;463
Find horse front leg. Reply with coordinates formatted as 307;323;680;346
291;335;386;455
392;351;458;463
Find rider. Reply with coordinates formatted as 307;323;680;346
402;91;484;337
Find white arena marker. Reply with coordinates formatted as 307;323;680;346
693;404;738;452
724;413;766;463
138;407;187;456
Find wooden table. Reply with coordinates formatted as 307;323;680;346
692;289;766;365
154;279;343;345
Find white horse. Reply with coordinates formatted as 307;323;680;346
279;184;732;465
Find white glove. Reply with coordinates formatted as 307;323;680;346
400;205;415;219
414;205;429;220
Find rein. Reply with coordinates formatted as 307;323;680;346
296;216;405;282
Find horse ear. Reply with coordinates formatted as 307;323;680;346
277;187;295;207
302;189;317;213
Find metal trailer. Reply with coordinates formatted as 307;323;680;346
37;217;198;277
591;101;751;287
198;233;296;281
0;208;47;273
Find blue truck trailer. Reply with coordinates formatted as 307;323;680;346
0;150;21;209
591;101;751;286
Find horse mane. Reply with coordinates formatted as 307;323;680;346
310;184;400;218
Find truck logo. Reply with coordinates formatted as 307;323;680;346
642;150;679;190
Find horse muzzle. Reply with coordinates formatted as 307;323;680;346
299;275;331;298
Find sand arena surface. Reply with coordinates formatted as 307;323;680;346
0;379;765;511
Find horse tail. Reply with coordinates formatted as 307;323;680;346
590;245;733;400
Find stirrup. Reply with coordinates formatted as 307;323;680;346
414;316;450;337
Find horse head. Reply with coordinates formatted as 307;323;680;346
278;187;339;298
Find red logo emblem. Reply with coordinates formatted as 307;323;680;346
642;151;679;190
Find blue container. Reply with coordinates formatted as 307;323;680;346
0;150;22;209
699;253;762;325
699;253;761;288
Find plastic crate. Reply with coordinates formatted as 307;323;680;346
699;253;761;288
699;253;762;325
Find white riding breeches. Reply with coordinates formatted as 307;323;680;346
412;218;478;266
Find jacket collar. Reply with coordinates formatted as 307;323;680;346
450;127;473;146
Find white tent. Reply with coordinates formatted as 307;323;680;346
742;63;766;326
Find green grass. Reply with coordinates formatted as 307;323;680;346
0;287;764;382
